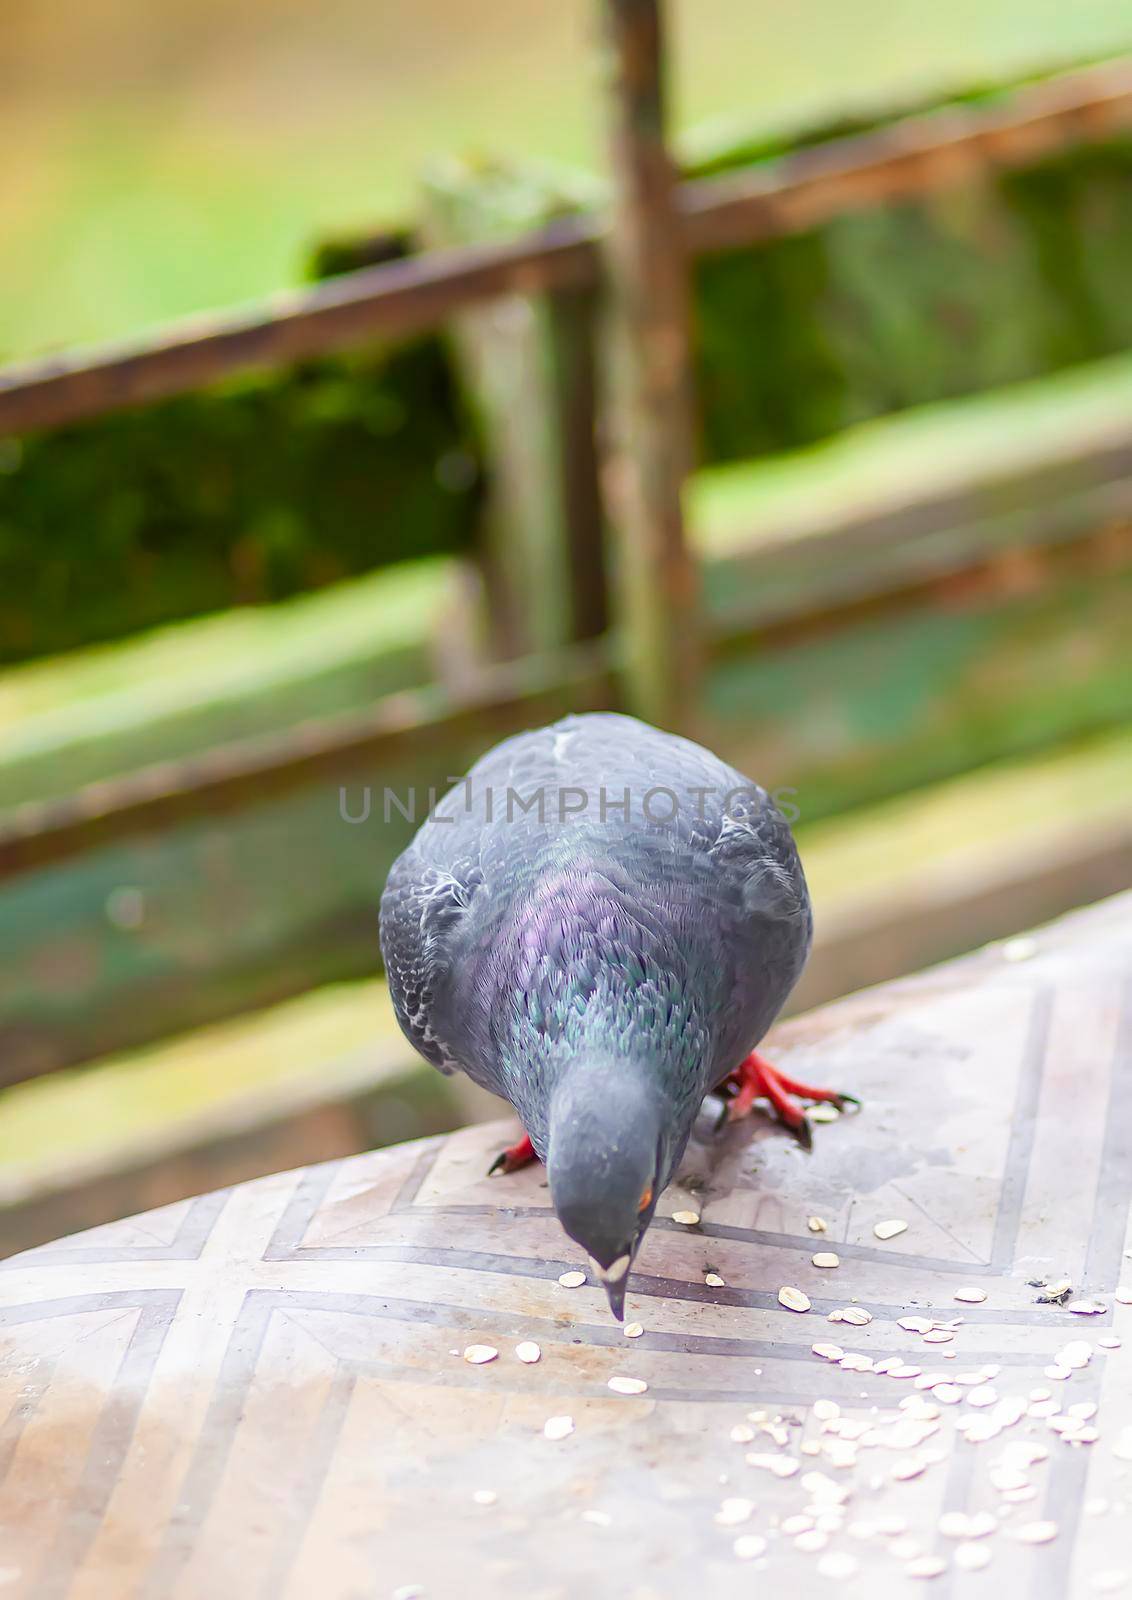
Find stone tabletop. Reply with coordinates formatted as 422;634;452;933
2;893;1132;1600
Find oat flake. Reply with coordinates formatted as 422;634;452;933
608;1375;648;1396
1015;1522;1059;1544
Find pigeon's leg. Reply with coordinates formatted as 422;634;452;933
719;1051;859;1149
487;1132;538;1177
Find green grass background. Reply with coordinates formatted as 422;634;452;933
5;0;1132;361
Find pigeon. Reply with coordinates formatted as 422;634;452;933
380;712;854;1318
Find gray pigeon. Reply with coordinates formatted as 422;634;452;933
380;712;853;1318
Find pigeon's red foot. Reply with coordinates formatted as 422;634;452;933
487;1132;538;1177
718;1051;860;1151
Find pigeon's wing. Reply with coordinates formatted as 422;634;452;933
705;782;813;1064
379;848;482;1076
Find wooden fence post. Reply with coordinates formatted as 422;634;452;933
420;169;607;662
599;0;700;731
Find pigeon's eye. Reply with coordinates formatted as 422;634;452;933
637;1185;653;1212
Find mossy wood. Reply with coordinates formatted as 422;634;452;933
5;63;1132;667
2;447;1130;1082
421;167;606;657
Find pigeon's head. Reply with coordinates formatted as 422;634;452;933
546;1056;678;1320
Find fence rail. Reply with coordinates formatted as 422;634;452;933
3;60;1132;437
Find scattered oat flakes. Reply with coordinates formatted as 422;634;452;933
714;1497;754;1527
582;1510;612;1527
733;1534;768;1561
1100;1335;1122;1350
543;1415;574;1441
463;1344;498;1365
795;1529;829;1553
558;1270;586;1289
898;1315;934;1333
729;1423;755;1443
954;1286;988;1304
809;1104;840;1123
515;1341;541;1364
623;1321;645;1339
812;1253;840;1269
1015;1521;1059;1545
472;1489;497;1506
967;1386;998;1408
808;1216;828;1233
906;1556;948;1579
1044;1365;1072;1381
838;1306;873;1326
1069;1300;1107;1316
779;1286;811;1313
817;1552;859;1579
955;1543;992;1572
923;1330;955;1345
607;1375;648;1396
1061;1341;1093;1368
891;1536;922;1561
874;1219;908;1241
990;1466;1030;1492
672;1210;701;1226
932;1384;964;1405
705;1272;726;1287
1115;1286;1132;1304
812;1342;844;1361
746;1452;800;1477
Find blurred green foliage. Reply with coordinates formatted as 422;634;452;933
5;69;1132;667
691;132;1132;460
0;326;481;667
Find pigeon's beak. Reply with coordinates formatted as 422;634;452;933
593;1252;633;1321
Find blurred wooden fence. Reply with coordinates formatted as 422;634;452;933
3;57;1132;888
2;44;1132;1253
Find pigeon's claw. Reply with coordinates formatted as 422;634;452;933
792;1115;815;1153
829;1092;862;1113
717;1051;858;1146
487;1132;538;1177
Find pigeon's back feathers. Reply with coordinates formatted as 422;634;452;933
379;713;812;1133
